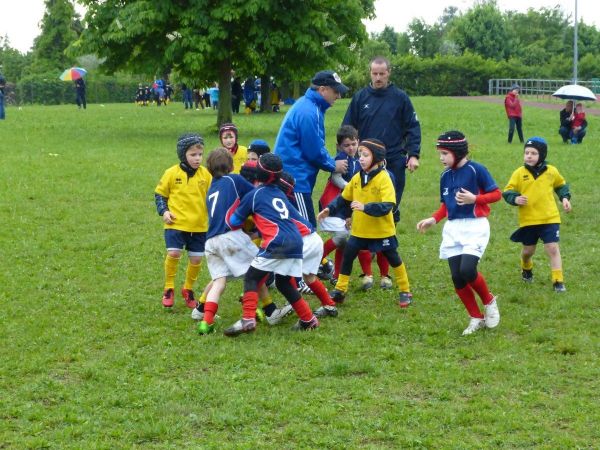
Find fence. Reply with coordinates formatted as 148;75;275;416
489;78;600;98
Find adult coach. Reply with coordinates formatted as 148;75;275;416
274;70;349;226
342;56;421;222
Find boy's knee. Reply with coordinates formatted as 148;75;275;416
167;250;182;258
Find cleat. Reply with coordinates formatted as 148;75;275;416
317;259;334;281
181;288;198;308
329;289;346;304
398;292;413;308
462;317;486;335
297;279;314;295
191;306;205;320
380;276;393;290
484;296;500;328
359;274;374;291
291;315;319;331
162;288;174;308
522;269;533;283
197;320;215;335
255;308;266;323
313;305;338;318
266;303;293;325
223;318;257;337
553;282;566;293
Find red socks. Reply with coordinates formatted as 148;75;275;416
242;291;259;320
291;298;314;321
308;279;336;306
376;252;389;277
333;249;343;279
204;301;219;325
455;286;484;319
469;273;494;305
358;250;373;276
323;238;337;258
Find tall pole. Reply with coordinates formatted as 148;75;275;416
573;0;578;83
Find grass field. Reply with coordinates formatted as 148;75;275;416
1;98;599;449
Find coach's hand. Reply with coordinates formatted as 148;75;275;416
406;156;419;173
335;159;348;174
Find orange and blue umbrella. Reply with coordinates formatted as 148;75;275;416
59;67;87;81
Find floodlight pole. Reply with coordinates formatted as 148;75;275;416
573;0;578;84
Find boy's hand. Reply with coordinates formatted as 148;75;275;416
163;211;176;224
515;195;528;206
350;201;364;211
562;198;572;213
345;218;352;230
455;188;476;205
317;208;330;222
335;160;348;174
416;217;436;233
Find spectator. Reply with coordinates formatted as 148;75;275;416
504;83;523;144
75;78;86;110
274;70;349;227
570;102;587;144
342;56;421;223
231;77;243;113
558;100;574;143
0;71;6;120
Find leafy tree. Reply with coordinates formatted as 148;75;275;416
77;0;373;125
449;0;511;60
30;0;80;73
0;37;32;82
407;19;442;58
375;26;400;54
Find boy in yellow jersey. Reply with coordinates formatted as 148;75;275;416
219;123;247;173
317;139;413;307
155;133;212;308
503;137;572;292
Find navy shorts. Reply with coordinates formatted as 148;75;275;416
510;224;560;245
164;229;206;255
347;235;398;253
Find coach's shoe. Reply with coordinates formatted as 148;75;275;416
223;318;257;337
291;315;319;331
162;288;174;308
197;320;215;335
191;305;205;320
297;279;314;295
462;317;486;336
398;292;413;308
317;259;334;281
380;276;393;290
181;288;198;308
484;296;500;328
266;303;293;325
329;289;346;304
313;305;338;318
522;269;533;283
553;282;567;293
360;274;374;291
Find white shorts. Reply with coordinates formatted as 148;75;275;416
251;256;303;278
205;230;258;279
440;217;490;260
302;233;324;275
319;216;347;233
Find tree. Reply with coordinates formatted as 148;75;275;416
375;26;400;55
449;0;511;60
0;37;32;82
407;19;442;58
77;0;374;125
30;0;80;73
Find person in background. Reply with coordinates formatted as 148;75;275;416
75;78;86;110
570;102;587;144
558;100;574;143
0;71;6;120
231;77;243;114
504;83;523;144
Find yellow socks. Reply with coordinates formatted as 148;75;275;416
184;261;202;290
521;258;533;270
164;254;180;289
260;294;274;308
393;262;410;292
336;274;350;292
551;269;564;283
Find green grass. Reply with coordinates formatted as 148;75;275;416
1;99;599;448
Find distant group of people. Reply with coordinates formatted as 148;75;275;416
504;83;590;145
135;80;174;106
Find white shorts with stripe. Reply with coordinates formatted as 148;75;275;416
302;232;324;275
205;230;258;279
319;216;347;233
251;257;303;278
440;217;490;260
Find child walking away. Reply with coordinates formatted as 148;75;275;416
196;148;291;334
155;133;212;309
219;123;248;173
223;153;319;336
417;131;501;335
502;137;572;292
317;139;413;307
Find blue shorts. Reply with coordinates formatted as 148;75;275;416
347;235;398;253
164;229;206;256
510;224;560;246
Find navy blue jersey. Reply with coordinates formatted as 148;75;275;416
440;161;498;220
228;184;304;259
206;174;254;240
286;197;316;236
335;151;361;183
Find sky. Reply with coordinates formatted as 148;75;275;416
1;0;599;54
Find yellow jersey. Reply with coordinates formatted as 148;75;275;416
155;164;212;232
231;145;248;174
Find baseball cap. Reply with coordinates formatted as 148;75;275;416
312;70;349;94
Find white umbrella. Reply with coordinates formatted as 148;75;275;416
552;84;597;101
